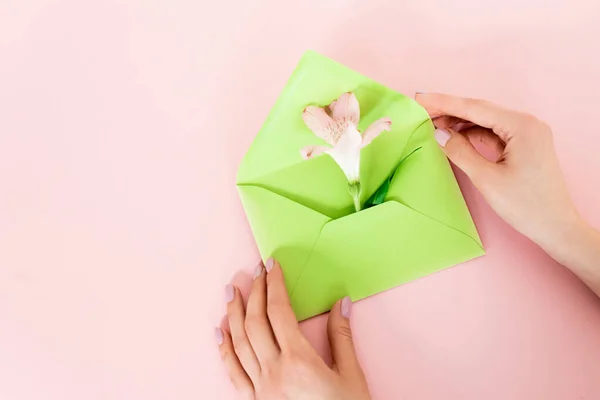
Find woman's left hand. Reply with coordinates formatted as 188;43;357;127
216;258;371;400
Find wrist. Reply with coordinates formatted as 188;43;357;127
533;210;588;260
537;212;600;279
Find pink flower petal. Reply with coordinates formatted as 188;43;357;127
362;118;392;147
328;100;337;114
300;145;330;160
331;92;360;126
302;106;335;145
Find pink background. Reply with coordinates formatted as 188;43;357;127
1;1;600;399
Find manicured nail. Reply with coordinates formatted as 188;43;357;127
225;284;235;303
215;327;224;345
254;262;263;279
265;258;274;273
434;128;451;147
341;296;352;318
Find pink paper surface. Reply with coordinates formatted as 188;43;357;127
1;1;600;399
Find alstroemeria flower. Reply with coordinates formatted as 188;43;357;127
300;92;392;211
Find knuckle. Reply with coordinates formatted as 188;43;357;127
267;300;288;319
521;113;542;127
286;357;316;378
536;119;553;136
519;114;553;137
259;359;277;380
282;351;306;368
446;139;465;163
335;324;354;341
244;315;268;336
221;346;237;365
521;113;539;126
231;335;252;357
219;345;231;360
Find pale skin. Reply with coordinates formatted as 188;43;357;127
217;93;600;399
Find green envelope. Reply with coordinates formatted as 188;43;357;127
237;51;484;321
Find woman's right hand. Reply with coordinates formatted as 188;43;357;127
415;93;600;294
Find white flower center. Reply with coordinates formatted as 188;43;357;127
325;124;362;183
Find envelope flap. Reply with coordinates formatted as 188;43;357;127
385;121;483;247
237;51;432;218
289;201;485;320
238;184;331;289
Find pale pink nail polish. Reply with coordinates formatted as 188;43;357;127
434;128;451;147
215;327;224;345
341;296;352;318
265;258;274;273
225;284;235;303
254;262;263;279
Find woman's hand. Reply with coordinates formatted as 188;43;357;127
416;93;577;248
416;93;600;295
216;258;371;400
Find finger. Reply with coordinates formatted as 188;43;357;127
245;261;280;365
417;93;530;142
432;115;476;133
432;115;466;129
327;297;365;381
216;327;255;399
433;114;505;158
462;126;506;161
435;128;497;185
264;258;302;351
226;284;261;381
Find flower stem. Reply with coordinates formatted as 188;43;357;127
353;193;361;212
348;182;362;212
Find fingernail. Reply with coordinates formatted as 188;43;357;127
254;262;263;279
215;327;224;345
225;284;235;303
434;128;451;147
341;296;352;318
265;258;274;273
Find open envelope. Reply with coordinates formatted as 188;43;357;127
237;51;484;321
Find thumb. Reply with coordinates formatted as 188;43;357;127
327;297;364;379
435;128;494;184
